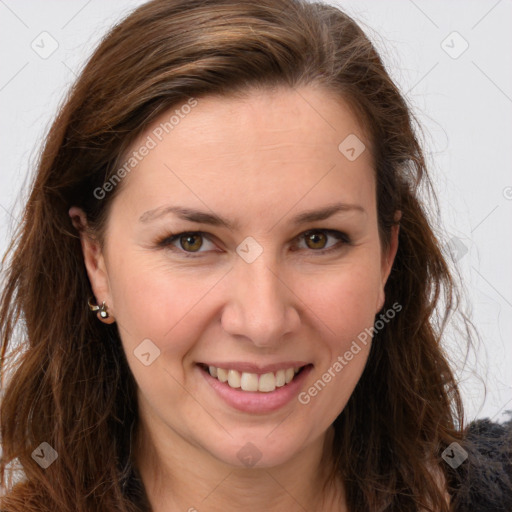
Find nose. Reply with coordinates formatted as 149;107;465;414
220;256;301;348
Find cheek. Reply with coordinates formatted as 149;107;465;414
296;266;379;417
297;259;382;337
107;258;219;410
107;252;222;357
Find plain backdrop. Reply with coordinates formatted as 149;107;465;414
0;0;511;423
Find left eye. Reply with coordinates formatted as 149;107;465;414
296;229;347;251
157;229;349;256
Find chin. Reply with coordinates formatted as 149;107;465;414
204;427;316;470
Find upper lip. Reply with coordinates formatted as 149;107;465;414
199;361;311;374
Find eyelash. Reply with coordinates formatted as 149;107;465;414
155;229;351;258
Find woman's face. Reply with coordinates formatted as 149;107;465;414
77;85;398;469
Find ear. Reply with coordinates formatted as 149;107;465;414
69;206;115;324
376;210;401;313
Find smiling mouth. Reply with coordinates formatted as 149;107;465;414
197;363;310;393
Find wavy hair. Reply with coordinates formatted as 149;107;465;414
1;0;473;510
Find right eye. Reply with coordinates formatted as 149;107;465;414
156;231;219;257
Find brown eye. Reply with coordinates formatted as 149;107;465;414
295;229;350;253
156;231;218;257
180;233;203;252
304;231;328;250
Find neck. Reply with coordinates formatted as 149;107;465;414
134;415;346;511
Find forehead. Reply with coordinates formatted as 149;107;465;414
151;85;370;156
112;86;375;223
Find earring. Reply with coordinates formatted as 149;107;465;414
88;298;110;319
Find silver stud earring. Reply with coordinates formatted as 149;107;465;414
88;298;110;319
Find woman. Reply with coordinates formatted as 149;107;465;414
1;0;510;510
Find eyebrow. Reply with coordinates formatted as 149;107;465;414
138;202;366;229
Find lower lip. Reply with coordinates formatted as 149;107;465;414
197;364;313;414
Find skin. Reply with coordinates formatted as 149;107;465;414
70;85;400;511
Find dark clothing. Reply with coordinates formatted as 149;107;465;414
448;418;512;511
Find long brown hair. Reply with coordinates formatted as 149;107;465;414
1;0;473;510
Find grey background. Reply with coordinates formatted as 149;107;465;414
0;0;511;423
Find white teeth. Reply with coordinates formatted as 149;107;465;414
227;369;241;388
258;372;276;392
240;372;259;392
216;367;228;382
206;365;303;392
275;369;286;387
